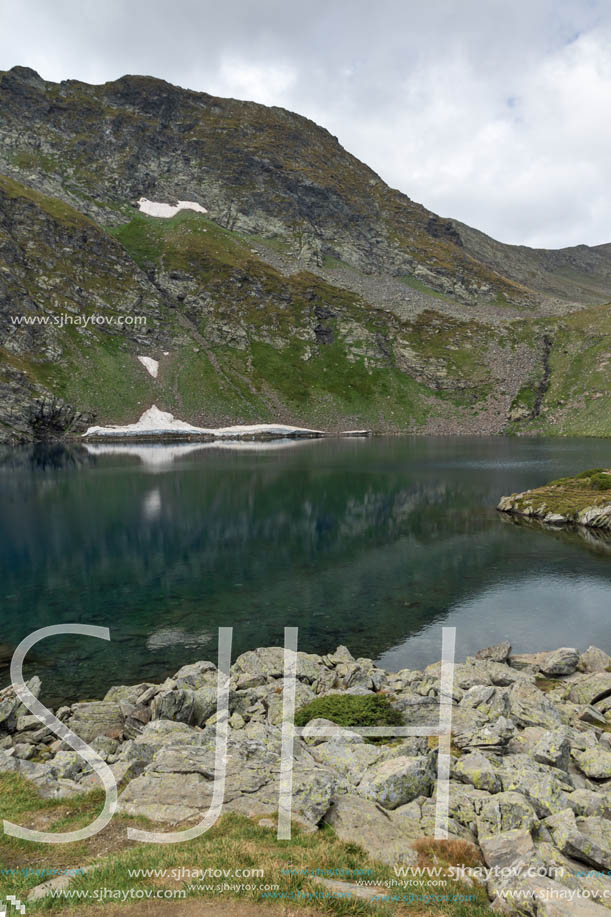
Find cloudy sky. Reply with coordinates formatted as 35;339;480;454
1;0;610;248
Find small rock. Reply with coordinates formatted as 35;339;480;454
573;747;611;780
13;743;35;759
480;828;535;869
323;793;417;866
476;641;512;663
578;706;608;726
358;755;434;809
540;648;579;677
534;729;571;771
579;646;611;674
453;751;502;793
569;673;611;706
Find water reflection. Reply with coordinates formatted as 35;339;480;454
0;436;610;704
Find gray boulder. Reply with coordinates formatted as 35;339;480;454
66;701;123;743
578;646;611;674
546;809;611;872
310;740;380;784
173;660;217;690
476;791;538;838
358;755;434;809
569;673;611;706
476;641;512;663
540;648;579;677
323;794;418;866
453;751;501;793
479;827;535;869
534;729;571;771
573;747;611;780
509;681;563;730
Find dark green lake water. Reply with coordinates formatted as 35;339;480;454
1;436;610;705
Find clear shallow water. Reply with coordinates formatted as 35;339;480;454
1;436;610;705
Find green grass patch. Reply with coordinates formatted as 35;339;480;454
294;694;403;733
503;469;611;520
0;774;492;916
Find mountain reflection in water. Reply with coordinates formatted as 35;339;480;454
1;436;610;705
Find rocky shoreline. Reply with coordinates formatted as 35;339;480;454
498;471;611;531
2;641;611;913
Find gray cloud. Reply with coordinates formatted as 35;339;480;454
0;0;609;246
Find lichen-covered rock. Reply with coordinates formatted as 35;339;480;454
578;646;611;674
267;680;315;726
534;729;571;771
358;755;434;809
0;749;82;798
573;747;611;780
569;673;611;706
540;648;579;677
310;740;380;784
232;647;327;686
460;684;511;720
476;641;512;663
447;782;493;835
117;771;210;821
0;677;42;733
172;661;217;690
323;794;418;866
104;683;155;704
496;755;573;817
476;791;538;838
546;809;611;872
454;715;516;751
567;789;611;818
453;751;502;793
66;701;124;743
509;681;563;730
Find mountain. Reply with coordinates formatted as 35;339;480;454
0;65;609;443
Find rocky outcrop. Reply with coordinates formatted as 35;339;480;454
2;641;611;911
498;472;611;531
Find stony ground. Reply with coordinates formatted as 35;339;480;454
2;641;611;914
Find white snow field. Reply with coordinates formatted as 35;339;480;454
82;405;325;441
137;356;159;378
137;198;208;218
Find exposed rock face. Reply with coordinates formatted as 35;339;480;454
2;642;611;912
0;65;610;441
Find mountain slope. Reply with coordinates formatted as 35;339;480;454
0;66;609;442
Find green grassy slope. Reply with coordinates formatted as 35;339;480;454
0;173;609;440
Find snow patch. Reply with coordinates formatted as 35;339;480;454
137;198;208;218
83;405;214;438
214;423;323;437
83;406;325;441
138;356;159;378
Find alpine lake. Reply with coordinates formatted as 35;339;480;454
1;435;610;706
